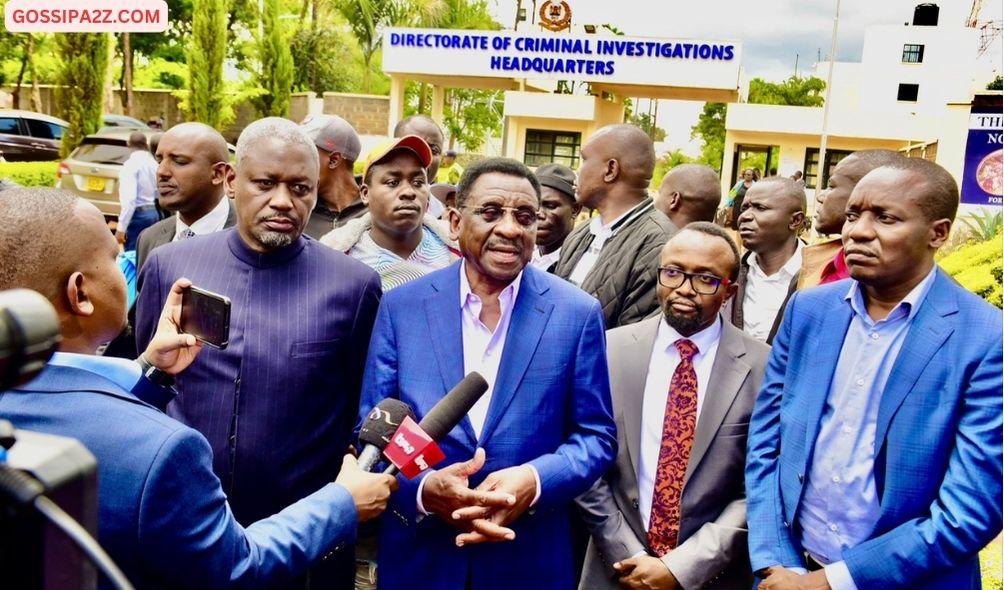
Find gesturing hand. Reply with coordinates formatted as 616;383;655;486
142;278;202;375
758;567;831;590
613;555;677;590
420;448;516;534
451;464;537;546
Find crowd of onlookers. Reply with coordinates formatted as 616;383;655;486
0;112;999;590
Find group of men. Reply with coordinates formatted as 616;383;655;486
0;110;999;590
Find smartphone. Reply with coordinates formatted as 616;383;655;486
180;286;231;349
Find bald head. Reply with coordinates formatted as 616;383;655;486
657;164;722;226
128;131;148;150
155;122;232;220
0;189;127;352
163;122;229;164
395;115;444;180
576;124;655;209
737;177;807;253
815;149;904;234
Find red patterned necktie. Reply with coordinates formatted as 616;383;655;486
647;338;699;556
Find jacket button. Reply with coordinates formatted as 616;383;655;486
631;499;640;509
798;473;804;484
783;521;790;528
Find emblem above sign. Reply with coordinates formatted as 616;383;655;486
539;0;571;32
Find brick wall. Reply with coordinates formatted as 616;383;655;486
2;85;390;138
322;93;389;135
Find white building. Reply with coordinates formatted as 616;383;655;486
723;3;996;205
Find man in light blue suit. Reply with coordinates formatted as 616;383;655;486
746;158;1002;590
359;158;617;590
0;188;397;588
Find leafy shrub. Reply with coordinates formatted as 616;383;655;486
938;232;1003;308
0;161;59;187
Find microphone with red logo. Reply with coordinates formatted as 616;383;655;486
382;372;489;479
357;398;416;472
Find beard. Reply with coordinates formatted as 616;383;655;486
663;298;705;336
255;230;295;249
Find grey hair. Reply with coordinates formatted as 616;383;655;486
235;117;318;170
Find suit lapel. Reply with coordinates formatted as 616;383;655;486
874;272;957;449
423;264;477;446
621;318;659;492
478;268;552;447
683;322;749;488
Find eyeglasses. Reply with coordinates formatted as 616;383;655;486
658;267;729;295
462;205;538;227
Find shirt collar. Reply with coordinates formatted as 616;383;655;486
655;314;722;357
749;240;804;279
49;352;141;391
845;265;938;323
175;195;230;239
587;199;650;238
459;259;523;309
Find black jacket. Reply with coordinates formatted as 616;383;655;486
553;199;677;329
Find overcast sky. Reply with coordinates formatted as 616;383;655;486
487;0;1003;154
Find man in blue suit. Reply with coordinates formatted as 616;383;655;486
0;188;397;588
359;158;617;589
746;158;1002;590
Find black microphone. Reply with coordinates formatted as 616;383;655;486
383;372;489;476
357;398;415;471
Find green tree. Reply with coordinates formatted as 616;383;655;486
443;88;502;151
624;99;667;142
290;24;360;95
691;102;726;173
185;0;227;128
651;149;694;190
691;76;826;173
252;0;295;116
337;0;444;93
988;75;1003;91
55;34;110;157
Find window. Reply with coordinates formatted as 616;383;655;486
25;118;64;140
524;129;581;169
71;138;132;165
0;117;21;135
897;83;919;102
902;44;924;63
802;148;853;190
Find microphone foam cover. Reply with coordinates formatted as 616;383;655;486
359;398;415;448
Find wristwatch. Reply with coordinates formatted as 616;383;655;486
137;354;176;387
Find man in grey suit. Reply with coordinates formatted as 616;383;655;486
136;122;236;271
578;222;770;590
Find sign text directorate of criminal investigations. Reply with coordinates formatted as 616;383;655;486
388;32;736;76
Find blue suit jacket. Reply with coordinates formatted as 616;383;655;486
746;270;1003;589
0;362;358;589
359;262;617;590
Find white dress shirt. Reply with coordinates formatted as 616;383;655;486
173;196;230;240
742;241;803;342
637;316;722;529
530;247;562;272
117;150;158;230
567;202;643;286
417;262;539;513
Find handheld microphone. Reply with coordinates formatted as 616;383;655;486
383;372;489;478
357;399;415;472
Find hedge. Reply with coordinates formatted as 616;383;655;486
938;232;1003;308
0;161;60;188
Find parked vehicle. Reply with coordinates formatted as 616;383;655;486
101;114;150;131
0;110;68;162
57;129;235;218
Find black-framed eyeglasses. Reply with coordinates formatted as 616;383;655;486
658;267;729;295
462;205;538;227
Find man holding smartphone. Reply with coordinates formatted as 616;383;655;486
135;117;383;587
0;187;397;588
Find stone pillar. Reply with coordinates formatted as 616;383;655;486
388;75;406;136
431;85;446;126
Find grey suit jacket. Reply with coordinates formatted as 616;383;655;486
135;198;237;271
577;316;770;590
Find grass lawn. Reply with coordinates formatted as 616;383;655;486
982;535;1002;590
